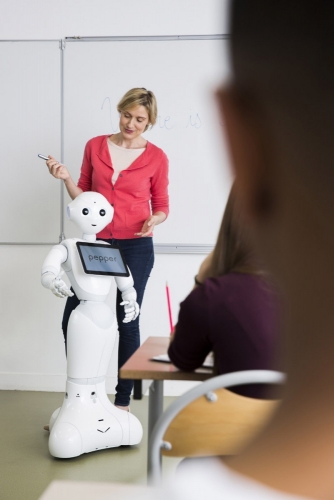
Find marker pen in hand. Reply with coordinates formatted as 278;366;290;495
38;154;63;166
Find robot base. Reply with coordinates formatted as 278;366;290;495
49;379;143;459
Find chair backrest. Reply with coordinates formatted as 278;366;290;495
162;387;279;458
148;370;285;485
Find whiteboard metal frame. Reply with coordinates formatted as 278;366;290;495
65;35;230;42
0;39;60;42
59;39;66;241
0;242;213;254
1;35;227;254
153;244;213;254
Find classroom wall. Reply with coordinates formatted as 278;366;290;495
0;0;231;396
0;0;228;39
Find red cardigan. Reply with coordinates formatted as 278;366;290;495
77;135;169;239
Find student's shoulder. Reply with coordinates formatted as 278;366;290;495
212;272;268;292
197;273;270;306
197;273;242;295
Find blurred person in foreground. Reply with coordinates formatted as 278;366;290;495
151;2;333;499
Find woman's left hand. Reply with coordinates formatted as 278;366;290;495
135;215;158;237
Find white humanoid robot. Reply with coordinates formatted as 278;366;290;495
41;191;143;458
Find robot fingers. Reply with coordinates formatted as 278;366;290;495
120;300;134;323
51;288;67;298
62;287;74;298
57;281;74;297
132;302;140;320
120;301;140;322
52;279;74;298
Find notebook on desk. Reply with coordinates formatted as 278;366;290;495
151;352;214;368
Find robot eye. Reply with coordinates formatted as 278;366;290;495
82;208;89;215
99;209;106;216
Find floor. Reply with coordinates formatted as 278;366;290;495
0;390;181;500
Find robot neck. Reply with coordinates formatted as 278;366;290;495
82;234;97;242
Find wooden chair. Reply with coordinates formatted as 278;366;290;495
148;369;285;485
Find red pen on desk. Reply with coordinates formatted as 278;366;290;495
166;281;174;334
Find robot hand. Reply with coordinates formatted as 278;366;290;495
41;271;74;299
120;300;140;323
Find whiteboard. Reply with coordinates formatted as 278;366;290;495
63;39;233;245
0;41;61;243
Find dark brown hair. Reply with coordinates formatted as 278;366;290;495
208;183;264;278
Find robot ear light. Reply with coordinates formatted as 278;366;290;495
66;206;72;220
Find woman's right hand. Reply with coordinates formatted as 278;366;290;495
46;156;70;181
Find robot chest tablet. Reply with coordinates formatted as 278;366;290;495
76;242;130;277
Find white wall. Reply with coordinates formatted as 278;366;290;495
0;0;229;39
0;0;231;396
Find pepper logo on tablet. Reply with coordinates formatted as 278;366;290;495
76;242;130;277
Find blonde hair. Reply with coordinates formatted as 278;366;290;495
117;88;158;131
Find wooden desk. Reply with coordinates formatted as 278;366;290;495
120;336;212;382
119;336;213;476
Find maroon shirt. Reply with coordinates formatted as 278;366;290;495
168;273;280;398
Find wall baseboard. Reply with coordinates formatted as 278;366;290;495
0;373;67;392
0;373;117;394
0;373;200;397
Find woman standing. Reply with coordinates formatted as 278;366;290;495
46;88;169;411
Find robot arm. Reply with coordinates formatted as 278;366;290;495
114;270;140;323
41;244;74;299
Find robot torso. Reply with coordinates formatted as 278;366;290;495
61;239;112;301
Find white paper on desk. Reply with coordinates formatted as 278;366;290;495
151;352;214;368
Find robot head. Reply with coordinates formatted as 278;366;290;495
67;192;113;235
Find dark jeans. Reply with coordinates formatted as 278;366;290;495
62;237;154;407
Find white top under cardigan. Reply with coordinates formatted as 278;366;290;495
107;139;145;184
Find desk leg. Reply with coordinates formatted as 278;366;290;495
133;380;142;400
147;380;164;478
148;380;164;435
